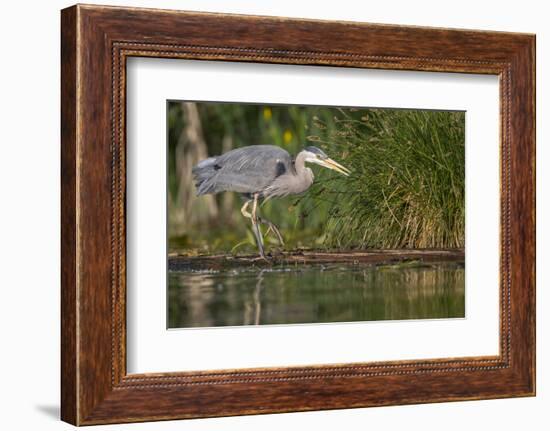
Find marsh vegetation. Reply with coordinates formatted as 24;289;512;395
168;102;464;255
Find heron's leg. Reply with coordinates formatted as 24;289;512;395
257;216;284;246
241;199;267;259
240;200;252;218
247;196;283;246
251;194;267;259
241;199;265;259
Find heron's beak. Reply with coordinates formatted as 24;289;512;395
317;157;351;176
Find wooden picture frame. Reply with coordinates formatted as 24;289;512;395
61;4;535;425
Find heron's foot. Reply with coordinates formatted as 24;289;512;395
251;253;271;263
249;245;271;262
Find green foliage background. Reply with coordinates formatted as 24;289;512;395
168;102;465;255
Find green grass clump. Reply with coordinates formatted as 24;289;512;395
303;108;465;249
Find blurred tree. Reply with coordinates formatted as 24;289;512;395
170;102;218;236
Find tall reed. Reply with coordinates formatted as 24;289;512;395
303;108;465;249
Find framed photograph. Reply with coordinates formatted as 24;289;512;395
61;4;535;425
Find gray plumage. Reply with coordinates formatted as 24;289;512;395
192;145;313;199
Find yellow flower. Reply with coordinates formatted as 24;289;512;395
283;129;293;144
263;107;272;121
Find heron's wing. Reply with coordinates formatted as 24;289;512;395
202;145;293;195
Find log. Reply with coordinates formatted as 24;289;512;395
168;248;465;271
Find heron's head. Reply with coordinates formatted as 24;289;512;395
301;146;351;176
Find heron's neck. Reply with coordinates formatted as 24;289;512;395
293;152;314;190
294;152;308;173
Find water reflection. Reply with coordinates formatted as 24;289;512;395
168;262;465;328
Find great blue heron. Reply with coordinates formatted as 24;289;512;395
192;145;350;259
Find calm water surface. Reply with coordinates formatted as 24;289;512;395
168;262;465;328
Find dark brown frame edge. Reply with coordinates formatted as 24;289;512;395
61;4;535;426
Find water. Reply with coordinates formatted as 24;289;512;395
168;261;465;329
